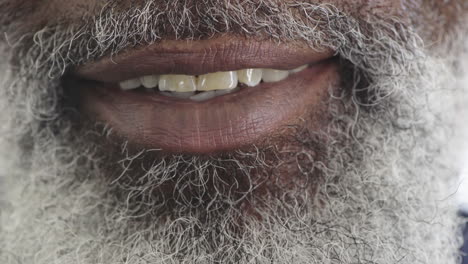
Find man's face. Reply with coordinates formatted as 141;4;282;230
1;1;467;263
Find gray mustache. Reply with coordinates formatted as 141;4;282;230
6;0;420;91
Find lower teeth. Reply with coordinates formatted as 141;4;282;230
160;91;196;99
160;88;240;102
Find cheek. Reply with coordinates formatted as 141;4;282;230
327;0;466;46
0;0;103;38
404;0;467;45
34;0;103;22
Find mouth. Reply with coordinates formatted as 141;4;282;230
72;36;339;154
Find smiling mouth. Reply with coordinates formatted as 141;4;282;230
72;36;339;154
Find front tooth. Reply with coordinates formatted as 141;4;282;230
190;91;217;102
119;78;141;90
238;69;262;87
197;71;238;91
160;91;196;99
290;65;308;73
140;75;159;89
159;75;197;92
262;69;289;83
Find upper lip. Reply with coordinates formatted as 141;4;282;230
74;36;335;83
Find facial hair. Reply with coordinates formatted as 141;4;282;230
0;1;467;263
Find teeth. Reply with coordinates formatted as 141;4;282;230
140;75;159;89
238;69;262;87
190;91;218;102
119;78;141;90
262;69;290;83
290;65;308;73
160;91;196;99
117;64;309;100
197;71;238;91
190;88;239;102
159;75;197;92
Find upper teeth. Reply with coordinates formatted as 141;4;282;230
198;71;238;91
159;74;197;92
238;69;262;87
140;75;160;89
119;65;308;92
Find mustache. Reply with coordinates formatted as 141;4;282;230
4;0;420;79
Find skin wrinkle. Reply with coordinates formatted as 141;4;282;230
0;0;467;264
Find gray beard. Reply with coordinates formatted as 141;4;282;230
0;1;467;263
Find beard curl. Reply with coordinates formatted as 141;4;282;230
0;1;467;264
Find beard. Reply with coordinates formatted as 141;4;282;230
0;1;467;263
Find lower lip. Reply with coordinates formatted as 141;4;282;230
77;60;339;154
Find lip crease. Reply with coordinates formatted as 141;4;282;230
71;36;339;154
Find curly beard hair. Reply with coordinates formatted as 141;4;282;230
0;1;467;263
